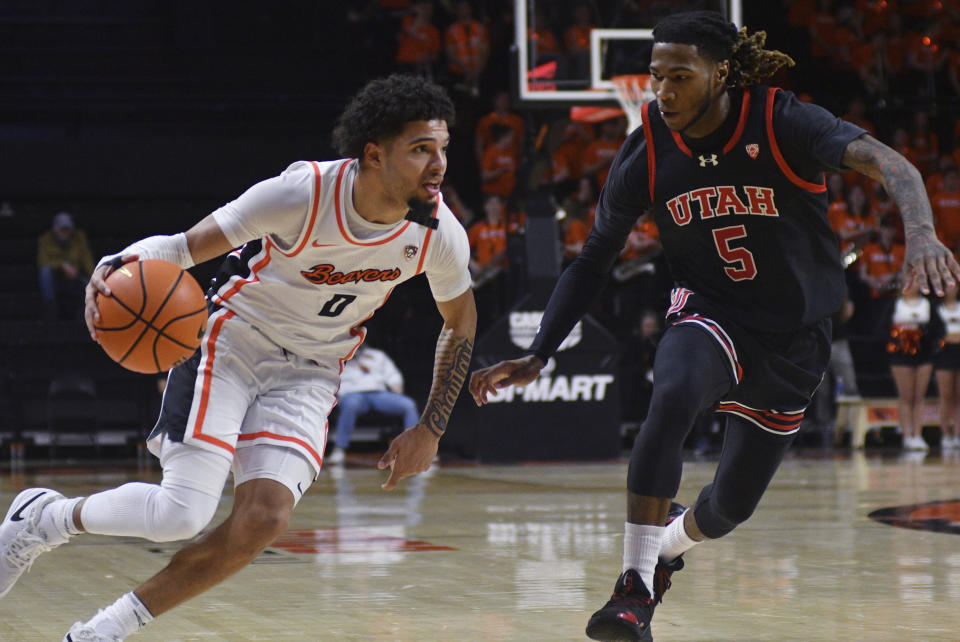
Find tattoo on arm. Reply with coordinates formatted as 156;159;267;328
421;328;474;438
842;135;935;239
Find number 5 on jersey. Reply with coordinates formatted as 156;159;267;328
318;294;357;317
712;225;757;281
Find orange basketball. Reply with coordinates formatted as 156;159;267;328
94;259;208;374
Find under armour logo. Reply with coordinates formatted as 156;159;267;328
698;154;719;167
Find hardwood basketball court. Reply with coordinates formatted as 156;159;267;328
1;451;958;641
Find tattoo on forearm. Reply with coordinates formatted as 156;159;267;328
843;136;935;238
422;329;473;438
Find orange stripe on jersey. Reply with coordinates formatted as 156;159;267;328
641;102;656;201
213;243;271;305
189;310;236;454
238;431;324;468
272;160;324;258
765;87;827;194
722;90;751;154
415;200;439;274
334;160;412;246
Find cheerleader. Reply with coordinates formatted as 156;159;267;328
887;279;944;450
935;281;960;450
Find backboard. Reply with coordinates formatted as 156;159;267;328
513;0;743;107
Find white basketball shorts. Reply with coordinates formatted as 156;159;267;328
149;307;338;479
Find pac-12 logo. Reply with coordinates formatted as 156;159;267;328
403;244;419;261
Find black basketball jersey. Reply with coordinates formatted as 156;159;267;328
640;85;853;332
527;85;868;362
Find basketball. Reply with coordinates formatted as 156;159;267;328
94;259;208;374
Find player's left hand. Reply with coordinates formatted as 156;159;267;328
903;232;960;296
377;424;438;491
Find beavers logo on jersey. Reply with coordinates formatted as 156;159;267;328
301;263;401;285
745;144;759;159
403;244;419;261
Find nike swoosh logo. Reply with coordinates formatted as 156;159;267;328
11;491;47;521
312;240;335;247
297;482;303;496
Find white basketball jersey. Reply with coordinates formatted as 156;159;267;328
209;159;471;365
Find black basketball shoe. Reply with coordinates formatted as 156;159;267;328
585;569;654;641
653;502;687;605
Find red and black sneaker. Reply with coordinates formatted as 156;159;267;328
585;569;654;641
653;502;687;605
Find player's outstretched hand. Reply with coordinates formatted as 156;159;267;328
377;424;439;491
902;233;960;297
469;354;545;406
84;254;139;342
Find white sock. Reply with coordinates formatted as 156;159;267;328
659;509;699;562
623;523;663;593
87;592;154;638
37;497;83;544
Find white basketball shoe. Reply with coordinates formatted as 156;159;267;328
64;621;123;642
0;487;68;598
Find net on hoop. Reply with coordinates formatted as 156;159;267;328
611;74;654;134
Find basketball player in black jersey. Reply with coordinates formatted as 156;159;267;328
470;11;960;642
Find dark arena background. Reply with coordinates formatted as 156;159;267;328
1;2;960;640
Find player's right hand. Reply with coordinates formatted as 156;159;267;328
469;355;545;406
84;253;139;342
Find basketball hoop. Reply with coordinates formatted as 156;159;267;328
611;74;654;134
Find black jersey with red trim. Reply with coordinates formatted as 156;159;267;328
642;85;861;331
528;86;866;359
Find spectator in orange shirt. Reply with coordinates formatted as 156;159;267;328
468;193;508;279
857;216;906;335
474;90;524;168
833;184;879;258
563;2;595;79
481;124;519;198
932;167;960;255
861;217;906;295
396;0;441;77
529;6;563;71
583;117;626;188
469;194;509;328
548;121;593;186
826;172;848;224
444;0;489;96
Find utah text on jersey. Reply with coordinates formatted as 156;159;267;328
666;185;779;225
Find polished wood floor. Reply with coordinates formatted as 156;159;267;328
0;449;958;641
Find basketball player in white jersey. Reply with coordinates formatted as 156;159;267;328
0;74;476;641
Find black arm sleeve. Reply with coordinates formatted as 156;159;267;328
527;129;652;361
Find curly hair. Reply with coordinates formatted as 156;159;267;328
332;74;456;159
652;11;794;88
